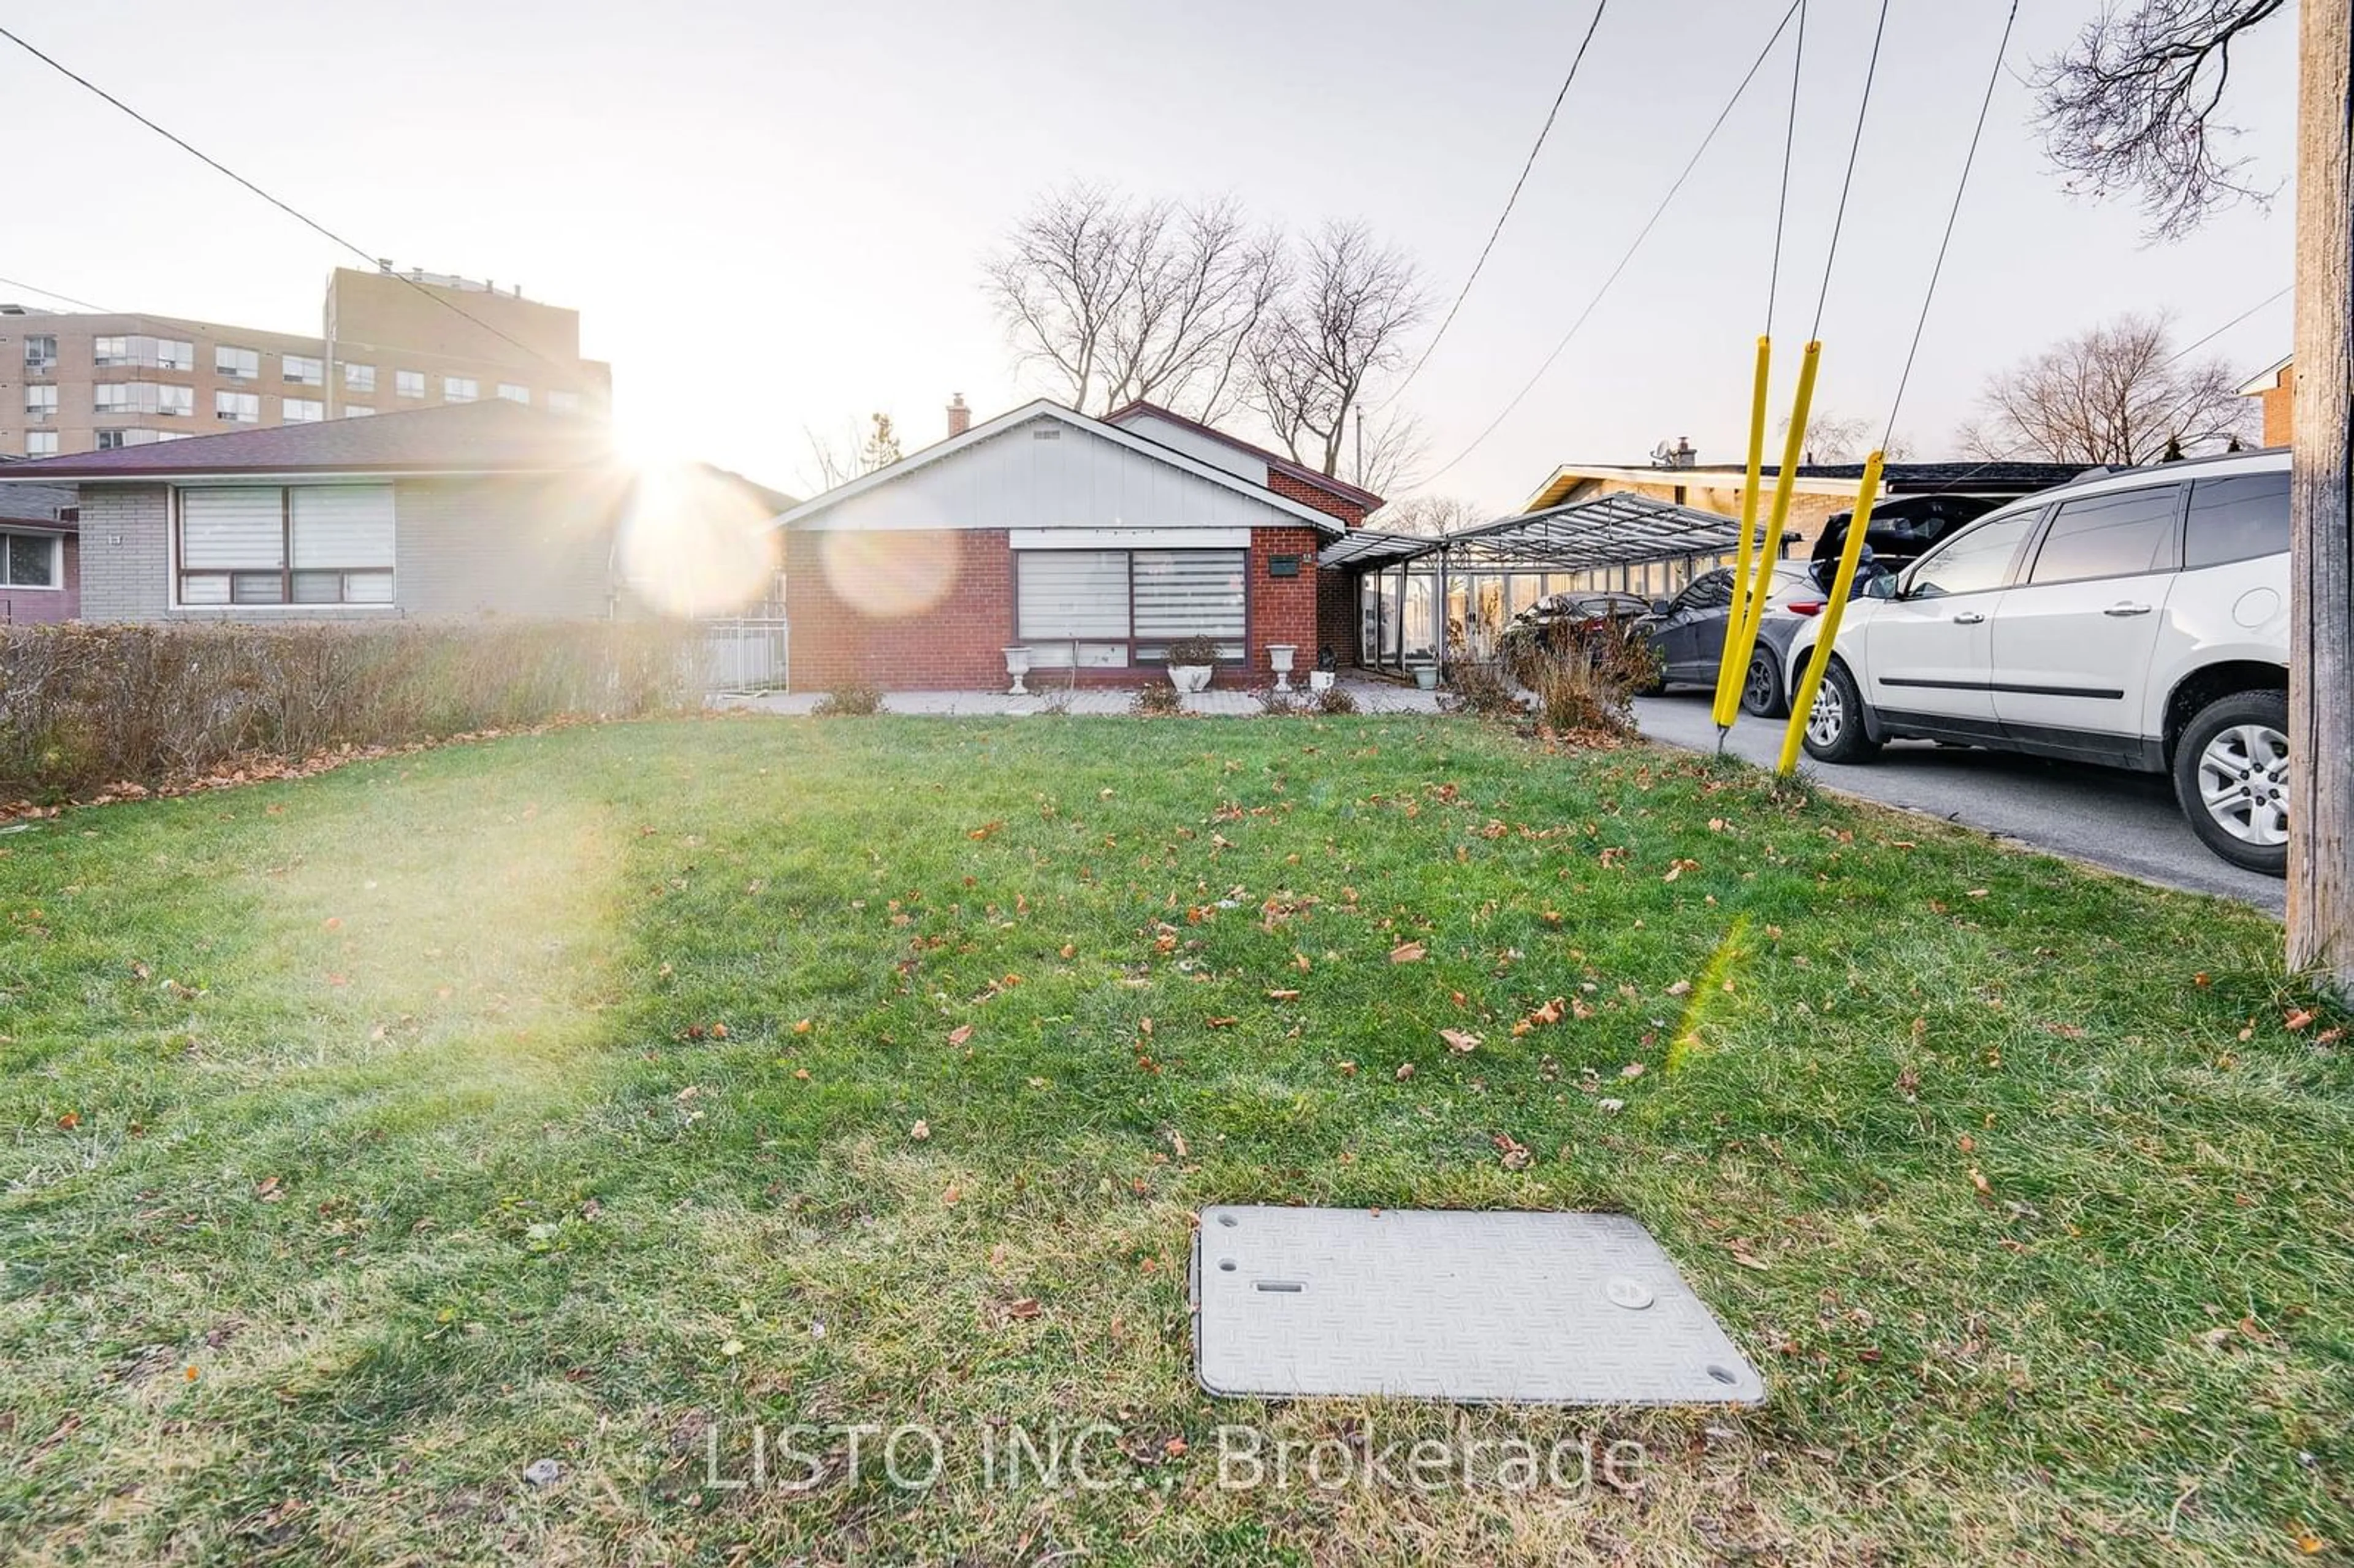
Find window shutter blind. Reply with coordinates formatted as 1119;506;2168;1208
1132;550;1245;638
181;489;284;569
291;485;395;568
1016;551;1129;639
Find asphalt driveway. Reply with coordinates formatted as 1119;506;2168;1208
1634;693;2285;914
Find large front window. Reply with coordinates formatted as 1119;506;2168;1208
1015;548;1246;668
0;530;58;587
177;485;395;607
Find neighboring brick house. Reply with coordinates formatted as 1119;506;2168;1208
2238;356;2294;447
0;476;78;624
0;402;789;623
776;400;1363;690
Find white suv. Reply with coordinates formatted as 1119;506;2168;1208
1785;449;2291;873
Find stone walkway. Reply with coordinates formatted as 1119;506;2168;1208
715;676;1446;718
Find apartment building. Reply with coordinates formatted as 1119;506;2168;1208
0;265;611;460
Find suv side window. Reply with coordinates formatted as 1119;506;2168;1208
2027;484;2183;585
2185;471;2290;568
1905;509;2040;598
1677;569;1732;612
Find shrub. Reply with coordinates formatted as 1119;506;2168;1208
0;620;697;797
1251;685;1305;716
1438;660;1526;721
1312;683;1359;715
1163;635;1223;667
1130;682;1185;717
810;682;884;718
1526;635;1656;737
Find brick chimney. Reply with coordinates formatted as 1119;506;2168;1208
947;393;970;438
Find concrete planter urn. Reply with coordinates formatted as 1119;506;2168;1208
1266;644;1297;692
1168;665;1214;695
1412;663;1440;691
1165;637;1222;695
1002;647;1034;696
1308;670;1336;695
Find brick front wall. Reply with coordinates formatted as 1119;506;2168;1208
785;528;1015;690
1316;559;1359;668
1267;471;1370;528
784;525;1338;691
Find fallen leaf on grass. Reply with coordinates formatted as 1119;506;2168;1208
55;1112;78;1130
254;1176;283;1202
1266;989;1300;1001
2285;1008;2315;1032
1440;1028;1481;1054
1206;1016;1239;1029
1007;1298;1042;1319
909;1120;931;1141
1394;1062;1415;1081
942;1185;962;1206
1665;980;1693;997
1164;1436;1189;1458
1493;1133;1533;1171
947;1024;973;1047
1728;1249;1770;1273
1389;941;1427;964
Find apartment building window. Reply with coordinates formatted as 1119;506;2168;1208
177;484;395;606
344;362;375;393
395;370;424;398
25;432;59;458
96;335;196;370
547;390;581;414
25;385;58;418
96;382;194;417
283;355;324;386
0;530;59;586
343;405;375;417
497;382;530;405
443;376;478;403
23;334;57;372
283;397;325;423
216;389;261;423
97;429;192;449
216;345;260;379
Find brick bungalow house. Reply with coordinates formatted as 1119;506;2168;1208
0;402;790;622
775;398;1381;690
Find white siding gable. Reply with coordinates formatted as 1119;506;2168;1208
1106;409;1266;484
796;413;1299;533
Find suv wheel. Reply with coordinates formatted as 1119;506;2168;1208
1800;658;1880;763
1741;648;1785;717
2173;690;2289;875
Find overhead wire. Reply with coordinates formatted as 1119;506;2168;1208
1382;0;1613;409
0;22;579;382
1806;0;1891;343
1421;0;1807;484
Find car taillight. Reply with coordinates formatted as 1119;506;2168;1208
1786;601;1824;617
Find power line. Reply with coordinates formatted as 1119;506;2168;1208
1807;0;1891;341
1423;0;1806;484
0;273;112;313
2165;283;2290;363
1764;0;1806;335
0;23;577;382
1383;0;1613;408
1882;0;2018;449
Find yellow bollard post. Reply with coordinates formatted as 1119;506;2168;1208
1777;448;1884;775
1708;336;1774;731
1716;340;1821;736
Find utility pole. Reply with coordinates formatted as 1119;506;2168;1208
1354;406;1365;487
2290;0;2354;991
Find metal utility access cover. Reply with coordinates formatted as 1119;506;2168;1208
1193;1207;1764;1406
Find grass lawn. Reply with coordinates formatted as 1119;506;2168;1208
1;713;2348;1565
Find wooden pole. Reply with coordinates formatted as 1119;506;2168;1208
2290;0;2354;991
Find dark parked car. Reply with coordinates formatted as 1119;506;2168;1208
1495;590;1652;667
1639;561;1892;715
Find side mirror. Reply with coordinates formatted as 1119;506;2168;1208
1650;598;1672;617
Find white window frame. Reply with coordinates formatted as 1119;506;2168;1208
496;382;530;405
216;344;260;379
171;484;398;612
282;397;326;423
0;528;62;588
395;370;425;399
443;375;478;403
24;432;59;459
1014;547;1249;668
25;384;58;417
344;362;376;392
283;354;324;386
215;389;261;424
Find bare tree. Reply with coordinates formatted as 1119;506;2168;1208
1960;313;2250;466
1355;407;1430;497
799;412;901;494
1247;221;1430;479
1776;411;1916;465
984;184;1282;419
2033;0;2287;240
1369;494;1486;536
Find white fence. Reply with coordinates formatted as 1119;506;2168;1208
702;617;789;691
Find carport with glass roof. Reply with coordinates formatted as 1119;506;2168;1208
1319;492;1767;676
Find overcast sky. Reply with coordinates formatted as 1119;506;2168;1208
0;0;2299;512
